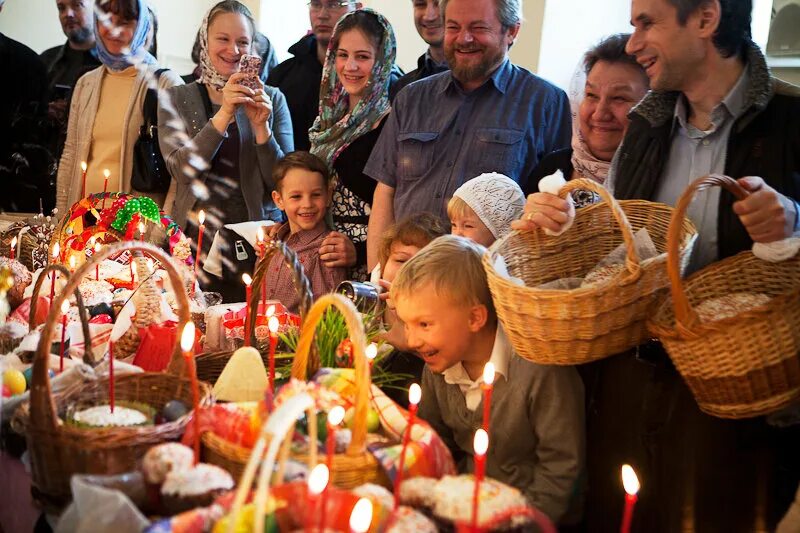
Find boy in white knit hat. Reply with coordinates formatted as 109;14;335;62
447;173;526;247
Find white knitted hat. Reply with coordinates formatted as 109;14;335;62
452;173;526;239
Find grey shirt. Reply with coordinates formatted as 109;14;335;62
653;66;750;271
418;333;585;524
365;58;571;222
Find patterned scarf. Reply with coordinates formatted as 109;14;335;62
568;64;611;183
196;6;230;91
94;0;156;71
309;8;396;168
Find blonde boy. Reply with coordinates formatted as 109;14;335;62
392;235;585;524
447;172;525;247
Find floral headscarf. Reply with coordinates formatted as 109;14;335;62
309;8;396;168
94;0;156;71
197;5;232;91
568;64;611;183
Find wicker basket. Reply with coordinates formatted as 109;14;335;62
290;294;388;489
484;178;698;365
26;263;93;365
195;239;312;384
648;174;800;419
15;242;213;512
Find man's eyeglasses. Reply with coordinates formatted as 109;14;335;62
308;1;352;12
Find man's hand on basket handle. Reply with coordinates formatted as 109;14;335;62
733;176;799;243
511;192;574;233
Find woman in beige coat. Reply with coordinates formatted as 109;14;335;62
56;0;182;214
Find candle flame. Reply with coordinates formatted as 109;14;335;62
348;498;373;533
180;322;196;353
409;383;422;405
198;209;205;225
266;304;275;317
328;405;346;426
268;315;280;333
365;342;378;361
146;258;155;272
483;362;496;386
622;464;640;495
307;463;329;495
10;236;17;248
242;273;252;286
473;428;489;456
69;256;76;270
80;161;87;171
60;300;70;314
138;222;145;234
53;242;60;258
257;226;265;243
103;168;110;179
94;241;101;253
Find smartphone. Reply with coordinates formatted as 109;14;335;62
238;54;262;92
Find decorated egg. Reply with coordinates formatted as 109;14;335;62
161;400;189;422
3;369;27;395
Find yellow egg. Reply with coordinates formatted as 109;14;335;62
3;369;27;395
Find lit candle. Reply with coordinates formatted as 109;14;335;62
393;383;421;510
94;241;101;281
481;362;495;433
320;406;345;532
9;236;16;261
306;463;329;533
620;464;640;533
366;342;378;384
59;300;70;373
242;274;252;347
349;497;373;533
138;221;145;242
180;322;201;464
129;258;134;283
50;243;60;301
108;341;115;413
267;315;279;395
471;428;489;532
101;169;110;209
80;161;87;198
68;255;76;273
194;210;205;282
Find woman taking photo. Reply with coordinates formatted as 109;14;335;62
309;9;397;280
57;0;182;214
158;0;292;289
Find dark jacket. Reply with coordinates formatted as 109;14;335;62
389;51;449;102
40;42;100;95
613;42;800;260
267;34;404;151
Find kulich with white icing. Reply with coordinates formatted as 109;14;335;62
161;464;234;497
72;405;148;427
142;443;195;485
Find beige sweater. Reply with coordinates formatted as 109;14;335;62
56;65;183;215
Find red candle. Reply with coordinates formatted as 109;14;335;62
267;316;279;394
194;210;206;281
9;236;16;260
306;464;329;533
80;161;87;198
393;383;422;510
59;300;70;373
50;243;60;301
109;341;115;413
320;406;345;532
101;169;110;209
471;429;489;532
181;322;201;464
481;362;495;432
620;464;640;533
94;242;101;281
242;274;252;347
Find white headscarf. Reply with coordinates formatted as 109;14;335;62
197;7;232;91
452;173;526;239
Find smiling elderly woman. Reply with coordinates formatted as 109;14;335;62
524;33;649;196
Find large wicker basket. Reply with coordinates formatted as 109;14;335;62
195;238;312;384
484;178;698;364
648;175;800;419
15;242;213;512
290;294;388;489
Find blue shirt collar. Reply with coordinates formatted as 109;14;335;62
441;57;512;95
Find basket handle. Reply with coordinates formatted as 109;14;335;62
246;238;313;346
27;263;94;366
554;177;642;279
30;242;192;433
291;294;370;457
666;174;749;328
225;392;317;533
